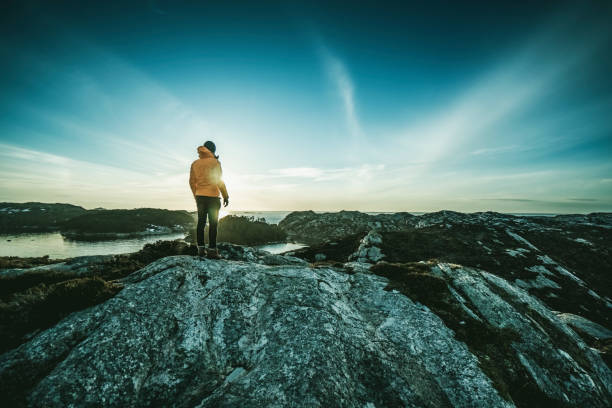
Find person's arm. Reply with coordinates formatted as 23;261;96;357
219;180;229;201
217;162;229;206
189;163;196;197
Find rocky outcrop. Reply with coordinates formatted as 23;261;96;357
278;210;414;244
556;313;612;343
283;211;612;337
0;202;87;233
348;230;385;264
0;240;305;354
59;208;194;240
282;210;612;379
183;215;287;246
0;202;198;236
278;210;612;246
1;211;610;407
1;255;611;407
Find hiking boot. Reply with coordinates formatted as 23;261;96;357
207;248;221;259
197;246;206;257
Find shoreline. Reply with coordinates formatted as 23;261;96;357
60;227;186;241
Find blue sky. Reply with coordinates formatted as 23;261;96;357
1;0;611;212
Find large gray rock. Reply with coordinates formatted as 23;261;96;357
278;210;612;245
1;256;610;407
278;210;415;244
433;263;612;405
348;230;385;264
556;313;612;342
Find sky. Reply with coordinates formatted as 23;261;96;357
1;0;611;213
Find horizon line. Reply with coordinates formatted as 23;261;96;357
1;201;610;215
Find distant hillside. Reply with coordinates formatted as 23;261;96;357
216;215;286;245
0;202;87;233
185;215;287;246
60;208;195;237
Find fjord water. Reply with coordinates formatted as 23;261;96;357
0;233;306;259
0;232;187;259
0;212;301;259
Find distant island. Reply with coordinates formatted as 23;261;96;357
0;202;88;233
0;202;193;240
0;202;286;245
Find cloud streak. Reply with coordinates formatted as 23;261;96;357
396;12;612;170
316;43;364;146
0;143;193;209
238;164;386;184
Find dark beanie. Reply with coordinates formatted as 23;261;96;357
203;140;219;159
204;140;216;153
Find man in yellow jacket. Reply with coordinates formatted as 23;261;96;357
189;141;229;258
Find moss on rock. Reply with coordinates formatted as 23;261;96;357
0;239;197;353
0;277;122;353
370;261;570;407
288;233;365;263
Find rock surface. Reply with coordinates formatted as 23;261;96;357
1;210;611;407
279;210;612;246
1;255;611;407
556;313;612;342
0;240;308;355
348;230;385;264
278;210;415;244
285;211;612;332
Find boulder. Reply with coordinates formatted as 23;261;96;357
1;256;610;407
278;211;414;245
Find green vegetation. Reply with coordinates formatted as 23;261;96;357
379;226;611;329
370;262;567;407
186;215;287;246
61;208;195;234
217;215;287;245
0;255;65;270
0;239;197;353
0;277;122;354
288;232;365;263
0;202;197;237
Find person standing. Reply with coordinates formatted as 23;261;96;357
189;141;229;258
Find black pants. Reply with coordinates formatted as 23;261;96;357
195;196;221;248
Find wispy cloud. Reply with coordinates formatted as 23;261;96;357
396;14;611;169
11;40;212;160
479;198;538;203
270;167;324;178
470;145;520;156
0;143;192;209
237;164;386;185
567;198;599;202
315;42;364;145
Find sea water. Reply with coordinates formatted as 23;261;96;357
0;212;299;259
0;232;186;259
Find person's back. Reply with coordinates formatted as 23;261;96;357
190;146;225;198
189;141;229;258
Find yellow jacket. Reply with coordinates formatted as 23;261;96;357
189;146;229;199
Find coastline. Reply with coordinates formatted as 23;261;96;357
60;226;186;241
